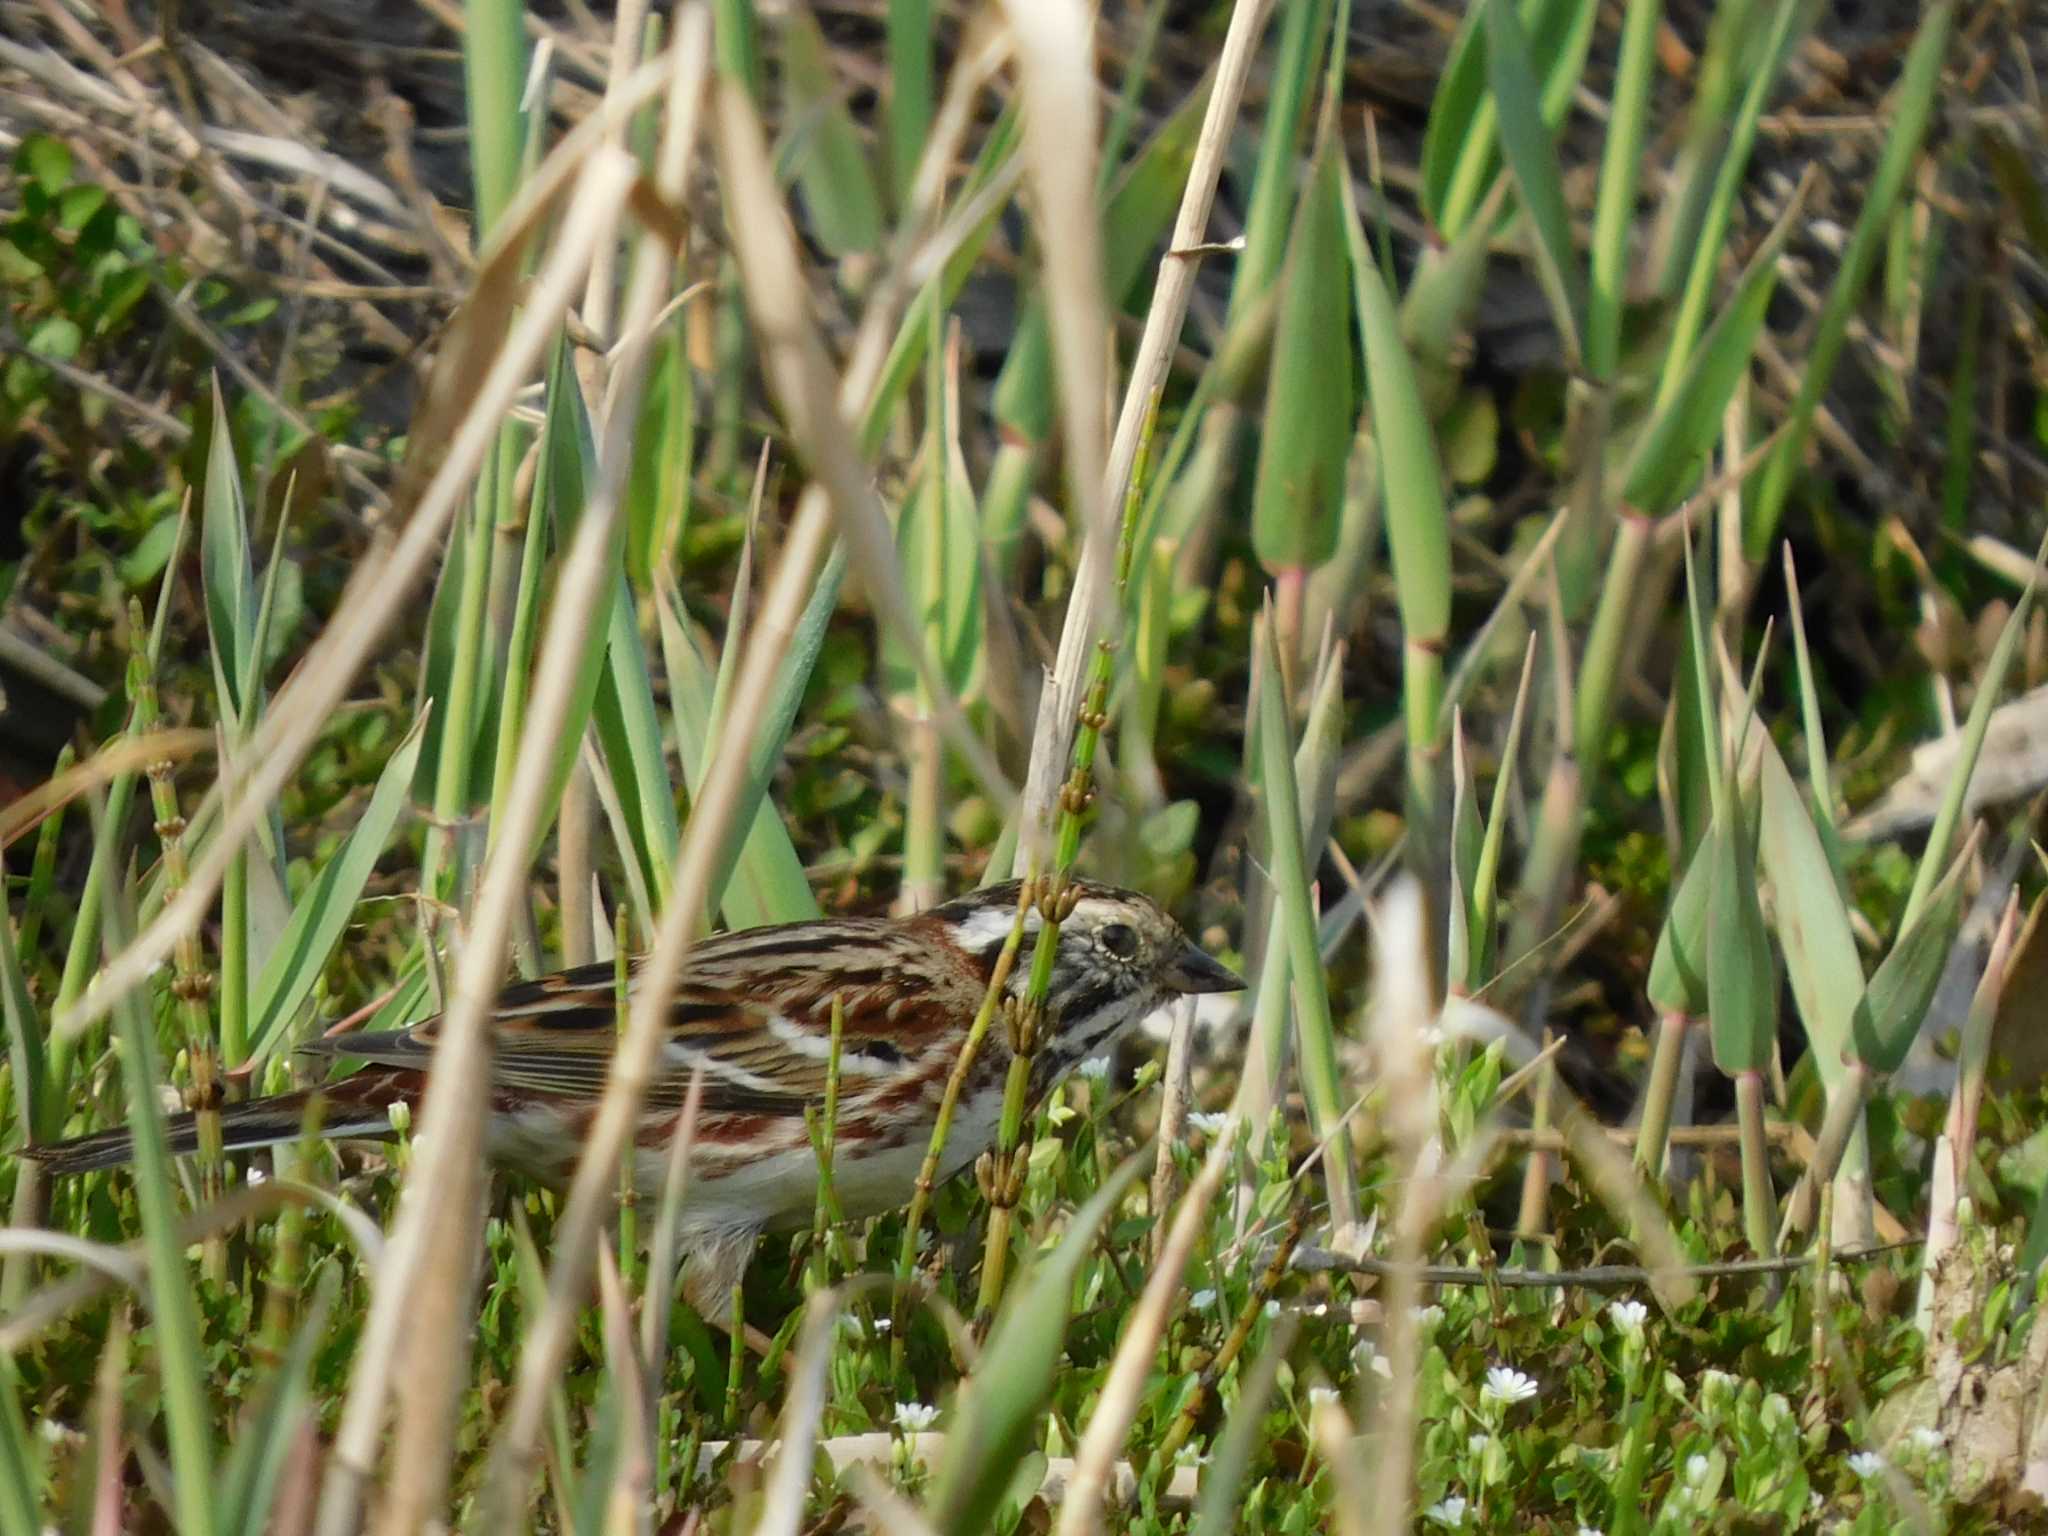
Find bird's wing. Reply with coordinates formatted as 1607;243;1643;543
300;919;984;1113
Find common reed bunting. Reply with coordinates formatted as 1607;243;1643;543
26;880;1242;1304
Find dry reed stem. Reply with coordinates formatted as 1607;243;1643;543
1056;1114;1234;1536
366;149;644;1536
1149;994;1197;1264
1012;0;1270;874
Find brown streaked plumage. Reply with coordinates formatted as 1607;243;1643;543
22;880;1241;1307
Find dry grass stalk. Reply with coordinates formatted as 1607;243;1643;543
1013;0;1270;874
1055;1114;1234;1536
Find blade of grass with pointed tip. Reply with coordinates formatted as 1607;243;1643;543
1758;732;1859;1071
1483;0;1585;367
1781;545;1840;844
593;569;682;913
780;6;883;257
1588;0;1662;378
244;711;430;1066
1343;168;1450;796
1706;776;1774;1076
1252;134;1354;582
1745;1;1953;556
929;1157;1145;1536
1257;618;1357;1226
1624;183;1802;513
1901;570;2035;931
1854;838;1976;1073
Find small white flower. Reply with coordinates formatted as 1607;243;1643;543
245;1165;268;1185
1425;1495;1468;1527
1190;1289;1217;1310
892;1401;939;1434
1685;1454;1710;1487
1909;1426;1946;1453
1467;1433;1490;1457
1608;1299;1648;1336
1187;1111;1232;1137
1482;1366;1538;1407
1079;1055;1111;1081
1577;1528;1603;1536
1308;1385;1340;1409
1848;1451;1885;1479
871;1316;893;1334
1263;1299;1282;1319
1412;1304;1445;1330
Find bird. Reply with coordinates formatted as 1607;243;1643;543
21;879;1242;1308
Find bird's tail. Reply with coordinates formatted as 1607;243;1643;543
17;1072;412;1176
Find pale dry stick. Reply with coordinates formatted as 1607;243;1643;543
57;57;683;1039
301;148;644;1536
368;151;646;1536
1056;1117;1235;1536
1364;878;1445;1536
593;1239;654;1535
754;1289;844;1536
1308;1395;1374;1536
710;79;1013;811
581;0;650;345
1012;0;1271;874
842;1466;946;1536
1149;993;1197;1265
638;1067;705;1381
464;17;733;1526
481;489;836;1526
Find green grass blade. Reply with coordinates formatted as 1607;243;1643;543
464;0;529;240
593;568;683;913
1483;0;1586;366
245;711;430;1066
780;6;884;257
929;1157;1145;1536
1623;182;1802;513
98;829;216;1536
200;378;258;731
1705;776;1774;1076
1256;614;1358;1226
1757;732;1859;1068
1587;0;1662;378
1745;1;1953;556
884;0;934;205
220;1264;337;1536
1252;132;1354;580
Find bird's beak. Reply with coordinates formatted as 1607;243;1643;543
1164;944;1245;995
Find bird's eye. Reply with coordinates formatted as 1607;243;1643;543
1100;922;1139;961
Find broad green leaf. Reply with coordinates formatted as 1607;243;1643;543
1252;137;1354;576
1647;824;1712;1017
1758;733;1859;1071
1853;842;1973;1073
1706;778;1774;1075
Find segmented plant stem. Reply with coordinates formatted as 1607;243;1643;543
128;600;225;1225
